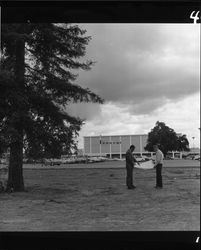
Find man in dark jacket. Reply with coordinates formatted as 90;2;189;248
125;145;140;189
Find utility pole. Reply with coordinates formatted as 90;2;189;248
100;134;102;157
192;137;195;151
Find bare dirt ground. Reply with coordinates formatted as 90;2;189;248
0;160;200;231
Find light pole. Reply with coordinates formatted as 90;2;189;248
192;137;195;151
100;134;102;157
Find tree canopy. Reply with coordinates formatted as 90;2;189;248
0;23;104;191
144;121;189;156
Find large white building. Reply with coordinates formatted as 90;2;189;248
83;134;152;158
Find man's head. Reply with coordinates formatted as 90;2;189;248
153;144;159;152
130;145;135;152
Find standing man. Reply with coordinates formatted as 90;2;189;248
153;144;164;189
125;145;140;189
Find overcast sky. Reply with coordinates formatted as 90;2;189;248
67;24;200;149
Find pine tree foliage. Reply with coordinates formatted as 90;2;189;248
0;23;104;191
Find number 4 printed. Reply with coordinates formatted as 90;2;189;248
190;11;200;24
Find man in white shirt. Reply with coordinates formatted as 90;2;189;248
153;144;164;188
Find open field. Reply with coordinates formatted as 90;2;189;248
0;160;200;231
21;159;200;169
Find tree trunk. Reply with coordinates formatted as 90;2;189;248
6;34;25;192
7;128;24;192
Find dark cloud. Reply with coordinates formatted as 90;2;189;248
75;24;199;115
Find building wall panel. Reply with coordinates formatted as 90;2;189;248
84;137;90;154
110;136;121;153
100;136;110;153
141;135;148;152
121;136;131;153
131;135;141;152
91;136;100;154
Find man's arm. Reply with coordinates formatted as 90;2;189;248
133;155;140;165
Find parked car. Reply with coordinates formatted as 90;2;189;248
165;156;174;160
88;156;107;163
194;155;200;161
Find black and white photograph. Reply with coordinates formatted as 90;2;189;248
0;1;200;247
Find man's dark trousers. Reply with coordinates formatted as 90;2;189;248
126;165;134;188
156;163;163;187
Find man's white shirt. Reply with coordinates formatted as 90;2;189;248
155;149;164;165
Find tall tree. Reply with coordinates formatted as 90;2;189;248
0;23;104;192
176;134;190;152
144;121;189;156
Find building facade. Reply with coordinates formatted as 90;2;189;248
83;134;151;158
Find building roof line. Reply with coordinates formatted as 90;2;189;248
84;134;148;138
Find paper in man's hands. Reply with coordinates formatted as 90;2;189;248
134;160;154;169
